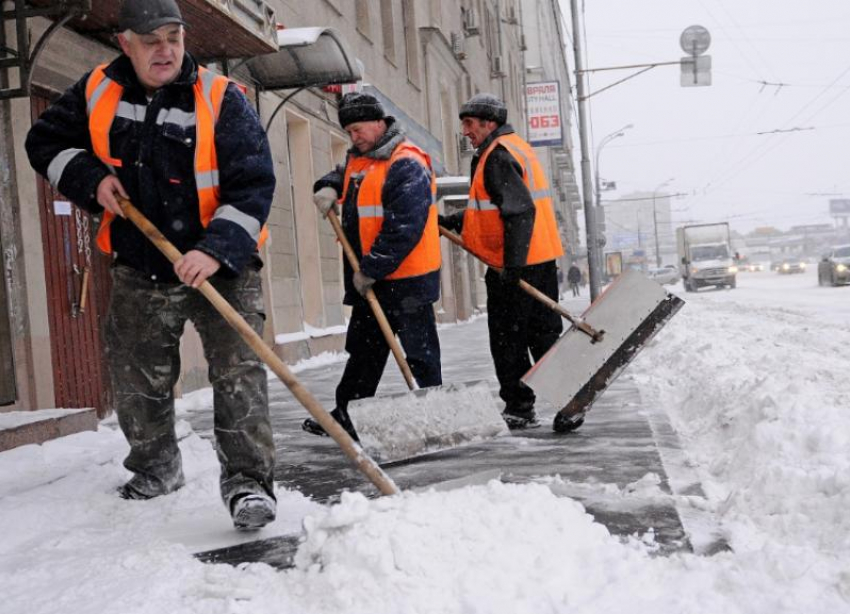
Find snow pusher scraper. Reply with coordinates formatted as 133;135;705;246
117;197;399;497
439;227;684;433
524;268;684;432
325;211;509;464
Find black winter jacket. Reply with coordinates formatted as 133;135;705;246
441;124;536;269
314;120;439;310
26;53;275;282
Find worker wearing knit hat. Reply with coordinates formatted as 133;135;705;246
303;90;443;440
458;93;508;126
337;92;387;128
441;91;564;431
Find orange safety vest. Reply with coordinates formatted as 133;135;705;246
84;64;268;254
463;133;564;268
340;141;441;280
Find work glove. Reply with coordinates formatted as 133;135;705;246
313;186;339;216
353;270;376;296
500;266;523;286
438;212;464;233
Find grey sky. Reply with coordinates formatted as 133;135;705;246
560;0;850;234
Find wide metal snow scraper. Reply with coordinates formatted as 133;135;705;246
439;227;684;433
326;211;508;464
523;269;684;432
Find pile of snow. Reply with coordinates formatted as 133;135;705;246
630;290;850;595
2;279;849;613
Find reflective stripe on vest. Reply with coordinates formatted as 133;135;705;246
85;64;268;254
341;141;441;280
463;133;564;268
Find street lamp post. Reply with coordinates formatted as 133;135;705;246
652;178;674;267
592;124;633;295
594;124;633;213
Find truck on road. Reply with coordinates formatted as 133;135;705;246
676;222;737;292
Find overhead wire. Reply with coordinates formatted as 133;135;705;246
690;61;850;203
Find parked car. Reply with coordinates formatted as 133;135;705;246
777;258;807;274
818;245;850;286
647;265;681;285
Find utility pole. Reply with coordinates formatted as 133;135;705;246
569;0;602;301
652;179;673;267
652;196;661;267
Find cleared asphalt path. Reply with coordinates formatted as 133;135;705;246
192;299;726;568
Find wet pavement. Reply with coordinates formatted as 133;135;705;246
190;303;727;568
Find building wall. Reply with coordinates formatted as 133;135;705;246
521;0;581;267
604;192;675;268
2;19;116;411
0;0;567;410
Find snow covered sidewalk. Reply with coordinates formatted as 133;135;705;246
2;272;849;613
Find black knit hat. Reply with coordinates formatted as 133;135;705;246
338;92;386;128
459;93;508;125
119;0;186;35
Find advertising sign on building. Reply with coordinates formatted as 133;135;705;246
526;81;563;147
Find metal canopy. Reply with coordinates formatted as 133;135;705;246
245;27;362;90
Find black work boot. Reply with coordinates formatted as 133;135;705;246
231;492;276;531
302;407;359;441
116;470;185;500
502;402;540;430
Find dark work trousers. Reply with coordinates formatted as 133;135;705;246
335;300;442;410
485;260;564;410
104;264;275;509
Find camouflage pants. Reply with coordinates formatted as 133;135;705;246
105;264;274;508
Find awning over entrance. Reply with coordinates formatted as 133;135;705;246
244;27;362;90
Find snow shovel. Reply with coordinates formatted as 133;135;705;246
438;226;684;433
115;196;398;497
324;210;508;464
525;268;684;432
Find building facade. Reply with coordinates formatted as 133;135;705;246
603;191;675;270
0;0;578;416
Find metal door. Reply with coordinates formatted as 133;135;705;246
31;91;112;416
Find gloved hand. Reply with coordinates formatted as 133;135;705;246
353;270;376;296
438;212;464;233
313;186;339;216
500;266;523;286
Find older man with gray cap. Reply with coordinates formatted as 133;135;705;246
440;93;565;429
26;0;278;530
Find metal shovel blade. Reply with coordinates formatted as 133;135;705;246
348;381;509;464
522;270;685;428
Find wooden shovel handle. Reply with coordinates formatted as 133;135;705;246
438;226;604;343
78;267;90;315
116;197;399;496
326;209;418;391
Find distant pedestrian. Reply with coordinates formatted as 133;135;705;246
567;263;581;297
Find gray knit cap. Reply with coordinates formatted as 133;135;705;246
459;93;508;125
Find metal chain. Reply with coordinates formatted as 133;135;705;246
74;206;92;266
